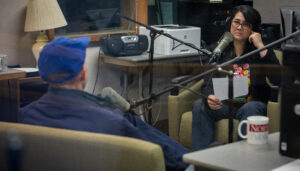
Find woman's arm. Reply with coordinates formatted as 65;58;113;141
261;49;281;86
249;31;268;58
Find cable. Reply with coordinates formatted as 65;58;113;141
171;41;195;51
120;80;125;97
127;0;133;31
155;0;163;24
152;95;162;126
92;47;101;94
154;34;162;40
171;40;182;50
198;51;203;65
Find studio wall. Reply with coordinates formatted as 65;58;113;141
254;0;300;28
0;0;36;67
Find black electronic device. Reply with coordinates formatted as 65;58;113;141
279;6;300;159
100;34;148;56
279;47;300;159
178;1;233;45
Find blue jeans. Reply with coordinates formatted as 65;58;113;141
192;99;267;151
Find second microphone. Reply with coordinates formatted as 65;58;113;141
101;87;131;112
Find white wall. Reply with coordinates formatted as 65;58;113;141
0;0;36;67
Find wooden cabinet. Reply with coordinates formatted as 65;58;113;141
0;69;26;122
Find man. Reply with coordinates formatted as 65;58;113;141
19;36;188;171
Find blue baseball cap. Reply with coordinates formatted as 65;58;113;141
38;36;90;84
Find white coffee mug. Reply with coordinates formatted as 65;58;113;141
238;116;269;145
0;54;8;72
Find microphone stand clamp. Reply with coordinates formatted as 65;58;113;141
217;66;234;76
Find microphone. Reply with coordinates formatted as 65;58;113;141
101;87;131;112
209;32;233;63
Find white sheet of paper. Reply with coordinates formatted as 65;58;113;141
212;77;228;101
233;76;248;98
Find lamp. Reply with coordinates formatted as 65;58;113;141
25;0;67;66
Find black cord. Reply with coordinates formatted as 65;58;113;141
145;34;161;54
171;40;182;50
171;42;196;51
92;48;101;94
154;34;162;40
198;51;203;65
155;0;163;24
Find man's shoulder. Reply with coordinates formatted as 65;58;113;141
19;91;120;117
19;102;130;134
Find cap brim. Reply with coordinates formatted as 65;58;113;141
76;37;90;49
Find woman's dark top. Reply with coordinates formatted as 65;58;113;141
201;42;280;103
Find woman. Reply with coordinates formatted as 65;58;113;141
192;5;280;150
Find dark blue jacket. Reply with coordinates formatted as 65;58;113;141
19;87;188;171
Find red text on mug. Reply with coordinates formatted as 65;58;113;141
249;124;269;132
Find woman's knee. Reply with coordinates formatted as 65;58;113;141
244;101;266;111
192;98;206;114
237;101;267;118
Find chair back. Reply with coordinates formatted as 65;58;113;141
0;121;165;171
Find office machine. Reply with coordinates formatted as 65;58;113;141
139;25;201;56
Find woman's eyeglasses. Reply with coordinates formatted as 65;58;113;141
232;20;252;29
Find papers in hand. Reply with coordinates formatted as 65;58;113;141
212;78;228;101
212;76;248;101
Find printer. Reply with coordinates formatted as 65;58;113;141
139;25;201;56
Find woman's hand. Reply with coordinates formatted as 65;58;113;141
249;31;267;58
207;95;222;110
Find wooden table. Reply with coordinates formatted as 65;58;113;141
0;68;26;122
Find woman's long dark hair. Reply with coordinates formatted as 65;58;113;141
226;5;262;33
222;5;262;63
